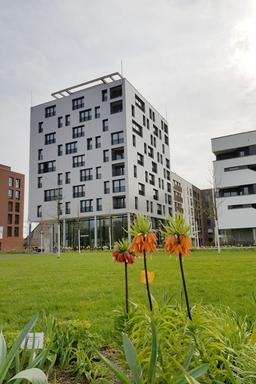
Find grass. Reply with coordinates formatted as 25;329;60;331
0;248;256;341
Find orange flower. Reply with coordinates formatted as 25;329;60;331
140;271;155;284
130;232;157;254
164;235;192;256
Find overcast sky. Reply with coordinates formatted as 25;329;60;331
1;0;256;226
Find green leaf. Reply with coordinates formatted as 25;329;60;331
147;321;158;384
9;368;47;383
180;364;208;384
122;333;143;384
183;344;194;370
98;352;131;384
0;315;38;384
0;332;7;371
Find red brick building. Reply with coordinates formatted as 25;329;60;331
0;164;25;251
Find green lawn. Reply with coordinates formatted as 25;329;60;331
0;249;256;340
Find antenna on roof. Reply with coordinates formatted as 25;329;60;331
121;59;123;76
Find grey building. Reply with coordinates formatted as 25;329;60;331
29;73;172;250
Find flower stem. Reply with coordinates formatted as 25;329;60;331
143;250;153;311
178;253;192;321
124;262;129;313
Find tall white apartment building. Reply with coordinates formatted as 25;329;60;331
212;130;256;245
29;73;172;250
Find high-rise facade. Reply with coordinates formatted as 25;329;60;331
29;73;172;251
212;130;256;245
0;164;25;251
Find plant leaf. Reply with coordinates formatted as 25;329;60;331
122;333;143;384
0;332;7;372
0;315;38;384
183;344;194;370
9;368;47;383
98;352;131;384
147;321;158;384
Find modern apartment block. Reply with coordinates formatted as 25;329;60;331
171;172;202;246
212;130;256;245
29;73;172;250
200;189;215;245
0;164;25;251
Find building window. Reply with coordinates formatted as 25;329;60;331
73;185;85;198
102;89;108;102
65;114;70;126
113;196;126;209
134;165;137;178
8;177;13;187
152;162;157;173
65;202;71;214
96;198;102;211
45;132;56;145
145;171;148;182
65;172;71;184
95;136;101;148
111;131;124;145
135;94;145;112
143;115;146;126
150;201;153;213
72;97;84;110
104;181;110;194
38;177;42;188
167;182;171;193
66;142;77;154
146;200;149;212
73;125;84;138
110;100;123;114
72;155;85;168
164;135;169;146
80;168;93;181
7;226;12;237
45;105;56;118
96;166;102;179
157;204;162;215
135;196;138;210
87;138;93;150
8;189;13;199
166;158;170;169
131;105;135;117
149;173;155;185
110;85;122;99
162;144;165;154
58;116;63;128
80;109;92;122
153;189;159;201
38;161;56;174
58;145;63;156
95;106;100;119
44;188;62;202
113;179;125;193
15;202;20;212
103;150;109;162
15;191;20;200
8;201;13;212
137;153;144;166
80;199;93;213
37;205;42;218
15;179;20;189
112;147;124;161
132;135;136;147
138;183;145;196
144;143;147;154
8;214;12;225
15;215;19;225
153;125;158;137
102;119;108;132
112;163;125;177
132;120;143;137
57;173;63;186
38;122;43;133
148;146;154;159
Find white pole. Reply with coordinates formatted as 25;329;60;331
127;213;131;243
63;218;65;250
78;227;81;253
94;216;97;249
109;226;112;249
40;231;43;253
57;223;61;258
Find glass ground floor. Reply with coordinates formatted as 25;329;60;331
220;228;256;246
47;214;164;251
